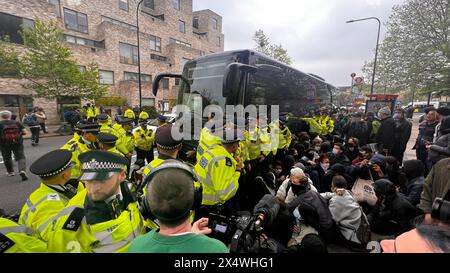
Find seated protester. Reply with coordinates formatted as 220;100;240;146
381;197;450;253
312;138;323;153
309;153;330;191
19;150;83;242
344;137;360;162
47;151;145;253
385;156;408;189
329;143;350;166
276;167;318;205
352;146;373;165
272;160;286;190
287;203;328;253
399;160;425;206
427;116;450;166
320;163;354;193
300;148;319;167
282;155;297;176
352;153;388;182
286;176;335;243
0;217;47;253
128;165;228;253
292;142;306;161
367;179;419;236
321;176;369;246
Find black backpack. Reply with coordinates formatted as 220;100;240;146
1;123;21;145
23;114;38;126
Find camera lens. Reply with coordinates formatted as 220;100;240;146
431;198;450;223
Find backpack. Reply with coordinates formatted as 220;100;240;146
23;114;37;126
356;209;371;244
1;123;21;145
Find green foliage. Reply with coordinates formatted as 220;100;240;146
0;39;21;77
96;96;127;106
5;19;107;100
253;29;293;65
141;105;158;119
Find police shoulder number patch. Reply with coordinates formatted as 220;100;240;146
225;157;232;167
0;233;15;253
63;207;85;231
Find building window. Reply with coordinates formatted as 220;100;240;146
162;78;169;89
64;8;88;33
124;72;152;82
151;54;167;62
0;12;34;45
99;70;114;85
143;0;154;9
119;42;139;65
149;35;161;52
47;0;61;17
169;38;191;48
101;16;137;31
211;18;218;30
174;78;180;86
178;20;185;33
119;0;129;11
172;0;180;10
142;98;155;107
216;36;221;47
64;34;105;49
193;17;199;29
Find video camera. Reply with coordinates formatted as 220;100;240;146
208;194;281;253
431;198;450;223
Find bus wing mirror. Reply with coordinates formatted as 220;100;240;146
153;73;190;96
223;63;257;97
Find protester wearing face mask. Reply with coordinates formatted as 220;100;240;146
312;138;323;153
329;143;350;166
276;167;318;205
344;137;360;162
391;108;412;164
310;154;330;192
352;146;373;165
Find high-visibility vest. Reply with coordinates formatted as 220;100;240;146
259;126;272;156
133;127;154;151
269;122;280;154
19;182;84;242
196;127;222;163
46;189;145;253
194;145;240;206
302;118;323;135
60;137;91;180
0;218;47;253
114;125;134;156
278;126;292;150
86;107;99;119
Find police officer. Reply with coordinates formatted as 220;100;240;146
0;217;47;253
142;123;183;177
194;127;243;219
196;114;223;164
61;123;100;181
19;150;83;241
98;113;118;135
85;103;100;122
47;150;145;253
114;116;135;160
134;111;155;165
274;114;292;161
97;133;126;158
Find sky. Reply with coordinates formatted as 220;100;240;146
193;0;405;87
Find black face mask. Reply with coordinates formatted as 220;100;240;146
291;183;308;195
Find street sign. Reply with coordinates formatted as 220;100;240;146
354;77;364;85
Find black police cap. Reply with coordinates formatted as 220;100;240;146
97;114;109;122
97;133;118;145
155;124;182;150
30;150;72;178
77;123;100;132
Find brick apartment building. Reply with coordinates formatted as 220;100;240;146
0;0;224;124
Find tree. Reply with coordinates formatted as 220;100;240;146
0;19;107;100
362;0;449;99
253;29;293;65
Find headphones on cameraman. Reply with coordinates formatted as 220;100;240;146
137;160;203;221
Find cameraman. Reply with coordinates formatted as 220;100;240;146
128;167;228;253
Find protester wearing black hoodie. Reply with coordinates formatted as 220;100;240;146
399;160;425;206
368;179;419;236
428;116;450;166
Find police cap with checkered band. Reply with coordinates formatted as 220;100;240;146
79;150;127;181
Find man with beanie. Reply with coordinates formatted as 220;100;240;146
128;164;228;253
375;106;396;156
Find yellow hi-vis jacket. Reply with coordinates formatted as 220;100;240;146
86;106;100;120
248;127;270;160
194;145;240;206
0;218;47;253
278;126;292;150
19;182;84;242
196;127;222;163
114;125;135;156
302;118;323;135
60;137;91;180
134;127;154;151
46;188;145;253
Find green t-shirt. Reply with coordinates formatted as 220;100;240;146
128;229;229;253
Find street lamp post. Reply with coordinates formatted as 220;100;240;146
346;17;381;95
136;0;144;109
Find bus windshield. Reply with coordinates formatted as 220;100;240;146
179;56;235;113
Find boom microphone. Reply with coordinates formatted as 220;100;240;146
253;194;280;231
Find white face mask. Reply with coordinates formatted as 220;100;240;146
320;163;330;171
332;148;340;155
